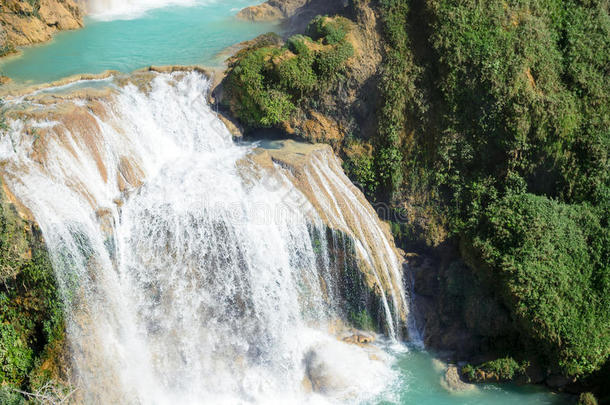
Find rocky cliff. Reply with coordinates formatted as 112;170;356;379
238;0;348;33
0;0;83;57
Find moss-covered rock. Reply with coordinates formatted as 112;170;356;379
0;180;67;394
462;357;529;383
220;17;355;132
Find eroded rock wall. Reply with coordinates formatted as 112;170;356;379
0;0;83;55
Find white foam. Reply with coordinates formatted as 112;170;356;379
85;0;202;21
0;72;407;404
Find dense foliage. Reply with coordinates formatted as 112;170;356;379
363;0;610;380
579;392;600;405
472;194;609;376
462;356;529;382
0;167;64;394
224;17;354;129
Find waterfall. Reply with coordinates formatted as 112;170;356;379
0;71;413;403
83;0;198;21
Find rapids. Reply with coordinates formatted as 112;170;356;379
84;0;199;21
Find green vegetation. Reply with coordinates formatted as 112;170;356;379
0;143;64;395
578;392;599;405
462;357;529;382
0;386;24;405
350;0;609;381
472;194;609;376
224;17;354;129
349;309;375;331
307;15;350;44
343;138;378;196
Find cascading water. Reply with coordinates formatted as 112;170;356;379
84;0;198;21
0;71;415;403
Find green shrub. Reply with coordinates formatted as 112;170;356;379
472;193;609;376
350;309;375;331
0;322;34;384
463;357;529;382
307;16;351;44
259;89;295;127
285;34;311;55
0;386;25;405
374;146;403;198
0;185;64;390
480;357;528;381
313;40;354;80
344;153;378;198
225;19;354;130
578;392;599;405
461;364;475;380
225;46;287;128
277;51;317;95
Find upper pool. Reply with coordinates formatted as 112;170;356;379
0;0;277;85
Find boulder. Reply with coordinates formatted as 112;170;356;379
342;332;375;345
442;365;476;392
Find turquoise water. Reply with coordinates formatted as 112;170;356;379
0;0;277;84
388;349;568;405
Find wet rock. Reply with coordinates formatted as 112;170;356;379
546;374;571;388
524;363;546;384
284;110;342;144
95;208;115;236
442;365;476;392
301;375;313;393
342;331;375;345
117;156;144;192
304;348;348;394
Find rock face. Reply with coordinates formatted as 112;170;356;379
407;249;515;360
237;0;347;33
442;365;476;392
237;1;286;22
238;0;323;21
0;0;83;55
248;140;412;336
